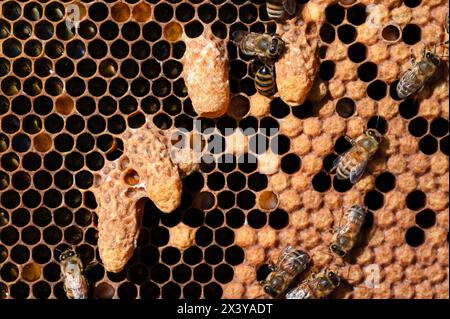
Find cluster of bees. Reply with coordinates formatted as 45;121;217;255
230;2;448;299
54;1;448;299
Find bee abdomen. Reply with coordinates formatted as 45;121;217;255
397;72;422;99
255;66;276;96
267;2;285;20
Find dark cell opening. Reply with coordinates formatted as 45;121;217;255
402;24;421;45
367;80;387;101
193;263;213;283
207;172;226;191
270;98;291;119
408;117;428;137
320;23;336;44
312;172;332;192
248;172;268;191
227;172;246;191
226;209;245;229
195;226;213;247
236;190;255;209
375;172;396;193
205;209;224;229
430;118;448;137
205;245;224;265
215;264;234;284
399;98;419;119
203;282;222;300
406;190;426;210
215;227;235;247
281;153;301;174
367;116;387;134
419;135;438;155
150;264;170;284
337;24;357;44
319;60;336;81
199;3;217;23
172;265;191;284
334;136;353;154
161;247;181;265
256;264;272;281
247;209;267;229
404;0;422;8
405;226;425;247
364;190;384;210
347;4;367;25
325;4;345;25
382;25;401;42
185;20;204;38
182;208;204;228
269;209;289;229
336;98;355;118
415;209;436;229
183;246;203;266
357;62;377;82
348;43;367;63
150;227;169;247
225;245;245;265
183;282;202;300
333;177;353;192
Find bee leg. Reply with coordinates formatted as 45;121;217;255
268;263;276;272
344;135;355;145
409;48;416;66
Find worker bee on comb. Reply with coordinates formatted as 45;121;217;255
396;43;448;99
286;270;340;299
260;246;311;298
332;129;383;184
232;31;285;63
330;205;368;258
59;249;90;299
252;62;277;97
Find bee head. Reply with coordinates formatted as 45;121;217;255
269;37;284;57
59;249;76;262
327;271;341;287
425;51;440;66
365;129;382;144
263;285;279;298
330;243;346;258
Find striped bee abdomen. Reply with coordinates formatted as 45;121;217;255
267;1;285;21
255;65;276;96
396;69;423;99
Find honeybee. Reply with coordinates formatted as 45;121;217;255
266;0;297;21
330;205;367;258
255;64;277;96
285;270;340;299
59;249;89;299
332;129;382;184
261;246;311;298
232;31;285;62
396;45;443;99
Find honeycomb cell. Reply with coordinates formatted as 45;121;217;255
320;23;336;44
406;190;426;211
430;118;448;138
419;135;438;155
382;25;401;42
337;24;357;44
405;226;425;247
33;281;51;299
402;24;421;45
11;245;30;264
183;282;202;299
415;209;436;229
326;4;345;25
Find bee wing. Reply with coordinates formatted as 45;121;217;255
231;30;248;45
282;0;297;15
349;161;367;184
331;153;344;171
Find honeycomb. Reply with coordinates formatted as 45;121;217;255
0;0;448;299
